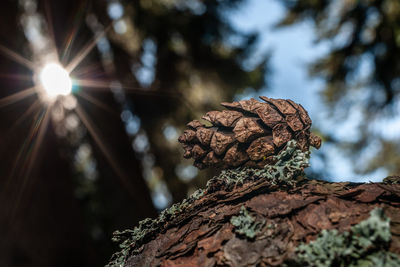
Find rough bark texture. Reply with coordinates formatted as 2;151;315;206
178;97;321;170
109;171;400;267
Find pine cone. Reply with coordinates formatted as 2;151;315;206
178;97;322;169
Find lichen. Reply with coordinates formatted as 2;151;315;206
230;206;264;239
107;140;309;267
289;208;400;267
206;139;310;191
106;188;205;267
383;176;400;184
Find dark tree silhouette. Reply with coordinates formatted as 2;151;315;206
0;0;268;266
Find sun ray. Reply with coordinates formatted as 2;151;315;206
0;44;35;70
7;106;51;227
75;105;128;181
69;61;104;77
60;0;89;63
37;0;60;65
5;100;41;137
75;105;147;209
76;78;180;96
61;25;79;63
3;104;44;190
75;77;195;114
0;73;32;81
21;106;51;185
41;0;59;58
76;91;119;115
75;78;112;90
0;105;44;250
65;27;109;73
0;87;36;108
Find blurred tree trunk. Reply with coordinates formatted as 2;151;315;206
0;1;157;266
0;2;99;266
123;177;400;266
37;0;157;220
109;42;190;203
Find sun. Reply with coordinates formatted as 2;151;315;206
39;63;72;98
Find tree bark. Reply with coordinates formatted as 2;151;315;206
118;175;400;267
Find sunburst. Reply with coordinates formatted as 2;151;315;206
0;0;188;227
0;5;147;226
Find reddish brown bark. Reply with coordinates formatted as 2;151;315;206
124;178;400;267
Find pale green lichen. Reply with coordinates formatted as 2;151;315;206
230;206;265;239
107;140;309;267
106;188;205;267
290;208;400;267
206;139;310;191
383;176;400;184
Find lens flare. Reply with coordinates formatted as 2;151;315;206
39;63;72;97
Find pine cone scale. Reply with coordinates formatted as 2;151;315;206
246;136;275;161
286;99;312;126
195;127;214;146
272;123;292;147
233;118;265;143
202;110;243;127
187;120;204;129
210;131;235;155
286;114;304;132
310;133;322;149
256;105;284;128
224;143;249;167
259;96;297;115
192;144;207;160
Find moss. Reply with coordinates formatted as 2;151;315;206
289;208;400;267
107;140;309;267
230;206;265;239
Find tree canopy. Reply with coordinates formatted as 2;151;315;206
279;0;400;175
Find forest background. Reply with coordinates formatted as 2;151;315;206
1;0;400;266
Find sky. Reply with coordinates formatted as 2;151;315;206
228;0;387;182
